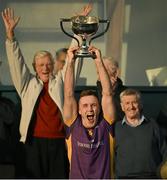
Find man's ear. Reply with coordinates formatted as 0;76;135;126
120;102;124;112
116;69;120;77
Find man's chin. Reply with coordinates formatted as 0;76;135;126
40;77;49;82
128;114;138;119
87;120;97;129
83;122;95;129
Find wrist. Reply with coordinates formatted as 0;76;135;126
6;30;15;41
67;59;75;66
95;59;103;66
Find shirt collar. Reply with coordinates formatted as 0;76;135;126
122;115;146;127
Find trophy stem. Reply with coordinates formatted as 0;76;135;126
82;38;87;48
74;37;96;59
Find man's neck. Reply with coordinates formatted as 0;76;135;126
126;116;141;127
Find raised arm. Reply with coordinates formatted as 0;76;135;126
89;47;115;124
2;8;31;96
63;46;78;126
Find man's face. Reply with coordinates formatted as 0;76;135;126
35;55;53;82
54;52;66;71
79;95;100;129
121;95;141;120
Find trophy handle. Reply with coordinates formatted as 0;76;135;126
60;18;80;47
89;20;110;45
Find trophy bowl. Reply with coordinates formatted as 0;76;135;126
71;16;99;37
60;16;110;59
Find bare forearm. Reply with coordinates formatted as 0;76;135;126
95;60;112;95
96;60;115;123
64;60;77;125
64;62;75;98
90;46;114;123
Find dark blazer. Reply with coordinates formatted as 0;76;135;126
0;97;15;140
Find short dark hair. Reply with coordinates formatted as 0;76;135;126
55;48;68;58
79;89;99;100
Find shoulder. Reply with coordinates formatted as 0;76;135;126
100;117;115;136
143;117;162;136
65;116;82;138
115;120;123;128
146;117;159;127
25;76;42;88
66;116;81;129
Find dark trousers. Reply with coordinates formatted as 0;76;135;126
22;137;69;178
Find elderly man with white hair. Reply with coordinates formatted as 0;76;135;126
1;4;92;178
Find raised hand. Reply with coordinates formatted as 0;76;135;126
67;46;79;63
75;3;93;17
1;8;20;40
88;46;102;61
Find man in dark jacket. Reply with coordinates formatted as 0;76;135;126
0;92;15;163
156;99;167;142
115;89;167;178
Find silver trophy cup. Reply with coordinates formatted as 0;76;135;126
60;15;110;59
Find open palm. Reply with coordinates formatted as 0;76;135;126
75;3;93;17
1;8;20;32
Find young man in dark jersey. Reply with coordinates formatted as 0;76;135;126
63;46;115;179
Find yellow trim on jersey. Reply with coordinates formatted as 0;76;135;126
103;114;114;125
66;135;72;170
109;134;115;178
64;114;78;127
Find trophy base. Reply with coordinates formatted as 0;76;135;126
74;49;96;59
74;53;96;59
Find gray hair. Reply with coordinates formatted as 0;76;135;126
103;56;119;68
55;48;68;59
120;88;142;103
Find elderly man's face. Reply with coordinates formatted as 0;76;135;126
121;95;141;120
35;55;53;82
